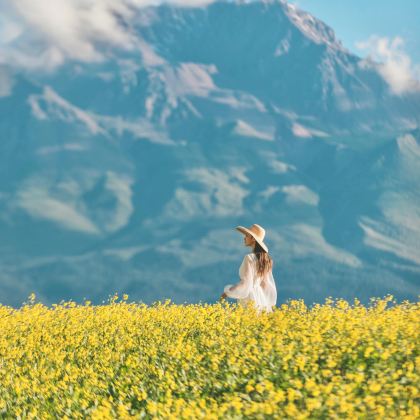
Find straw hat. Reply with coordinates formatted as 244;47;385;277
236;223;268;252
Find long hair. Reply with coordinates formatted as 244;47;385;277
253;241;273;277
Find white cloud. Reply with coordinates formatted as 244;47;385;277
356;35;420;95
0;0;215;73
0;15;23;44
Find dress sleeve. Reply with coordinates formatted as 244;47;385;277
224;254;254;299
261;271;277;308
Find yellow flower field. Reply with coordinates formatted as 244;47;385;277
0;294;418;419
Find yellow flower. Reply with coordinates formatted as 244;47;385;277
306;398;322;411
245;383;254;393
255;383;265;393
0;296;417;418
364;346;375;357
369;383;382;393
272;389;286;403
285;403;299;417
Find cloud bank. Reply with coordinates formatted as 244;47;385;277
0;0;214;73
356;35;420;95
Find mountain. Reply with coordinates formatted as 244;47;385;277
0;0;419;308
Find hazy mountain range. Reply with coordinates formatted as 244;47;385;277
1;0;419;308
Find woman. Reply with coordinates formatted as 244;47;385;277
220;224;277;313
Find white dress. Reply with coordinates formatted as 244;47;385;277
224;253;277;313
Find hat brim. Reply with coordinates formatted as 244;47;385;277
235;226;268;252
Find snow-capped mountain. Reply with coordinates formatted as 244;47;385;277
0;0;419;307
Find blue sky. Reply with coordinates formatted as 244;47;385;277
289;0;420;62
